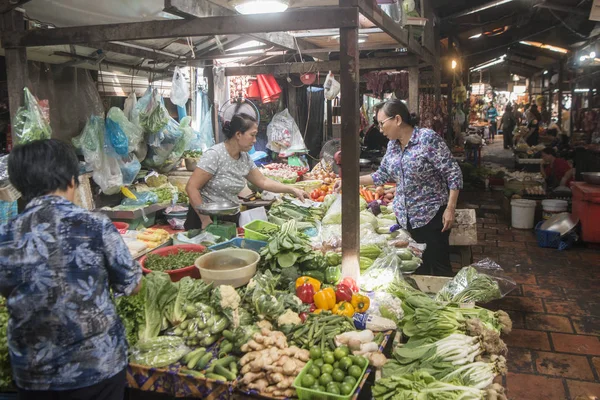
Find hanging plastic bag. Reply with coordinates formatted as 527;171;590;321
119;154;141;186
170;67;189;107
143;117;192;173
13;87;52;143
72;115;104;169
140;89;170;133
123;92;137;122
93;153;123;195
324;71;341;100
131;87;152;127
322;195;342;225
107;107;144;151
188;106;214;151
266;108;307;155
106;116;129;156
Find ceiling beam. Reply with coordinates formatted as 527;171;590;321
53;51;171;74
2;8;359;48
86;41;182;61
223;55;419;76
0;0;30;14
164;0;321;52
442;0;513;20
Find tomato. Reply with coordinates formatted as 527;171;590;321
332;368;345;382
317;196;325;202
310;347;322;360
320;185;329;191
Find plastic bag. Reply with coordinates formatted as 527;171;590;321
324;71;341;100
13;87;52;143
188;106;214;151
121;190;159;207
73;116;104;169
143;117;193;173
434;258;517;304
107;107;144;151
359;248;402;292
131;87;152;127
93;153;123;195
124;92;137;122
366;292;404;325
170;67;189;107
130;336;190;368
119;154;141;186
174;231;220;246
266;108;307;156
106;115;129;156
0;154;9;184
140;89;170;133
322;195;342;225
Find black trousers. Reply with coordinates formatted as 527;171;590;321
183;206;239;231
18;368;126;400
408;207;453;277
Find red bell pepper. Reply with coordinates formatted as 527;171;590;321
309;303;317;312
296;283;315;304
335;283;353;303
299;312;308;322
340;277;359;293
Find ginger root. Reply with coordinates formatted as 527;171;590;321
240;372;265;385
247;378;269;392
284;346;310;361
273;389;296;397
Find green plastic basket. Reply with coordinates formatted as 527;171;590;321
293;360;369;400
243;220;279;241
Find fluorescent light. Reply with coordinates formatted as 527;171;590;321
463;0;513;16
580;55;588;62
451;60;457;69
590;51;597;58
574;88;589;93
227;40;265;51
470;54;506;72
519;41;568;54
233;0;289;14
469;33;482;39
543;70;548;75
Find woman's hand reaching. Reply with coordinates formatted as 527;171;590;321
442;207;455;232
291;188;308;202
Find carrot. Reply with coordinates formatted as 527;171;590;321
375;193;380;201
366;191;374;202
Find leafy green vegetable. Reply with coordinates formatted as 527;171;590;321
0;298;13;391
130;336;188;368
13;87;52;144
435;266;502;304
183;150;203;159
144;249;206;272
146;174;168;187
139;272;178;342
116;279;146;346
166;277;212;326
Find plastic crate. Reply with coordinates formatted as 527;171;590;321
242;220;279;241
535;222;575;250
209;238;267;252
293;359;369;400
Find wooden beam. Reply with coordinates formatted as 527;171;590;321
339;4;361;280
224;55;418;76
53;51;171;74
2;11;27;136
203;66;217;142
408;66;419;114
0;0;30;14
2;8;359;48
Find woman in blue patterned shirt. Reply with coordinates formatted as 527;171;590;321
0;139;142;400
359;100;463;276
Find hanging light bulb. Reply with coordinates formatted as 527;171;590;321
231;0;289;14
451;60;457;69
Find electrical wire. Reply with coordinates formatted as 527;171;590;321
547;9;587;39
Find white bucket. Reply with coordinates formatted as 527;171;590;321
541;199;568;220
511;199;537;229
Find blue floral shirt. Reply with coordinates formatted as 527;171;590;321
0;195;142;391
372;128;463;229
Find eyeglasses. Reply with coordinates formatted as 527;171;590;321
378;116;394;129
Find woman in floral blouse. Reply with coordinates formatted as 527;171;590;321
359;100;463;276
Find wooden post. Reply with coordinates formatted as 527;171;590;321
339;5;360;280
408;67;419;115
327;99;333;141
287;83;298;122
203;66;217;143
557;61;563;126
2;11;27;141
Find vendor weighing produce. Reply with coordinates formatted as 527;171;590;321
0;139;142;400
356;100;463;277
185;113;307;230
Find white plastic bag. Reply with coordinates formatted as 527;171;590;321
170;67;189;107
124;92;137;122
266;108;307;156
324;71;340;100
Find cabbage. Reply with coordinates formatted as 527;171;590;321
360;210;379;230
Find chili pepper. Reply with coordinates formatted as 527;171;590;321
313;287;336;310
340;277;359;293
332;301;355;317
351;293;370;313
295;276;321;292
325;266;341;284
335;283;353;303
296;283;316;304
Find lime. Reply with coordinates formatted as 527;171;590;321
332;368;345;382
348;365;362;379
321;364;334;375
334;346;350;361
319;373;333;386
327;385;340;395
301;374;316;388
343;376;357;387
313;358;325;368
339;356;353;371
352;355;368;368
340;382;354;395
310;347;322;360
308;365;321;379
323;351;335;365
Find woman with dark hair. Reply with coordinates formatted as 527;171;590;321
0;139;142;400
526;104;541;146
540;147;574;189
185;113;307;230
358;100;463;277
499;103;516;149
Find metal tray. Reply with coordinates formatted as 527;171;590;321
98;204;168;220
540;212;579;236
196;201;240;216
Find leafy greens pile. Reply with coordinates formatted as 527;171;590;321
144;249;206;272
0;298;13;391
434;266;502;304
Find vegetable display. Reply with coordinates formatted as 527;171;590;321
287;312;356;352
435;266;503;304
0;298;12;392
144;249;207;272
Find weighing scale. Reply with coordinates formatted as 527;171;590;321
196;201;240;241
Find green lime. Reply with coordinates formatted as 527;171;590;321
339;356;353;371
332;368;345;382
319;373;333;386
317;385;326;392
343;376;357;387
340;382;354;395
352;355;368;368
310;347;322;360
323;351;335;365
333;361;340;370
327;385;340;395
302;374;316;388
348;365;362;379
313;358;325;368
308;365;321;379
334;346;350;361
321;364;334;375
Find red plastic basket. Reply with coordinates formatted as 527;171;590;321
113;222;129;234
139;244;206;282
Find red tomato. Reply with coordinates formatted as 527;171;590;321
317;196;325;202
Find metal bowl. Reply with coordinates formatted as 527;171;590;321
582;172;600;185
196;201;240;216
540;212;579;236
359;158;372;167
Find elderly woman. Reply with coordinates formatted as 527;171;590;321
185;113;307;230
359;100;463;277
0;139;142;400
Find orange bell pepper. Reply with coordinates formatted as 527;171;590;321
351;294;370;313
313;287;336;310
295;276;321;292
332;301;355;317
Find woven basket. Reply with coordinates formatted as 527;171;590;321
0;183;21;202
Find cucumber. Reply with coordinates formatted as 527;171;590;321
209;317;229;334
210;355;238;368
174;327;183;336
196;319;207;330
187;349;207;369
205;316;216;327
180;320;190;330
206;373;227;382
214;364;236;381
182;347;207;364
218;343;233;358
196;352;213;370
181;369;205;379
201;335;218;347
222;330;234;341
229;361;238;376
184;305;197;316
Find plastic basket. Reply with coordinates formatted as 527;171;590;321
0;183;21;202
242;220;279;241
535;221;575;251
139;244;207;282
293;359;369;400
209;237;267;252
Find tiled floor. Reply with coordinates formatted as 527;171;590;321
457;139;600;400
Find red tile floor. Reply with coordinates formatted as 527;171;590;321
456;140;600;400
